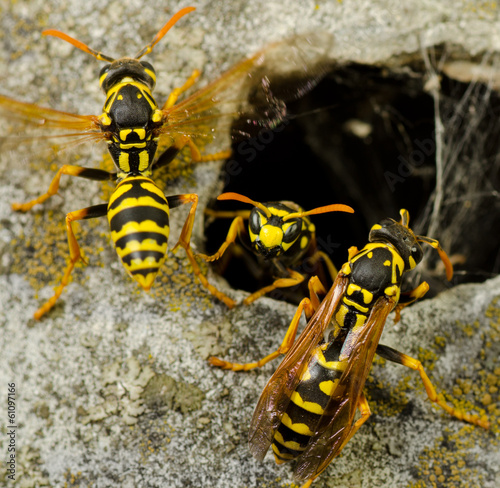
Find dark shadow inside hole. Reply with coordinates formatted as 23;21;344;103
203;62;500;297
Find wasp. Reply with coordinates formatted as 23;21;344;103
249;209;489;488
201;192;353;371
2;7;332;319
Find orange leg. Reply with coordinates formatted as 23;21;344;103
392;281;429;323
160;70;231;162
34;204;108;320
197;216;247;262
162;69;201;109
376;344;490;429
168;194;236;308
243;269;306;306
209;276;326;371
12;165;114;212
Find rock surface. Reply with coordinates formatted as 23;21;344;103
1;1;499;487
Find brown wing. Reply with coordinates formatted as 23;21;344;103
157;31;334;149
248;274;348;462
0;95;102;148
292;295;396;483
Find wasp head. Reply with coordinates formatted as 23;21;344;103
248;206;303;260
369;215;423;272
99;59;157;93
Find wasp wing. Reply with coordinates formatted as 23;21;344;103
248;275;348;462
0;95;102;149
293;295;396;483
158;31;334;149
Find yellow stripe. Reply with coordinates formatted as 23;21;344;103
273;431;306;452
347;284;373;304
319;379;339;396
115;237;168;257
138;150;150;172
316;351;348;371
144;68;156;84
118;152;130;173
281;413;314;436
343;297;369;313
110;220;169;244
290;391;324;415
272;443;294;462
119;142;147;149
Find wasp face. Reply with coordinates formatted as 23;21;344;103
99;58;157;93
248;207;302;260
369;217;423;271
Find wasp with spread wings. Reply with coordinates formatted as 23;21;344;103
1;6;333;319
249;209;489;488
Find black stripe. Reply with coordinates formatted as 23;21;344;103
285;401;322;438
121;250;164;266
276;423;311;451
108;180;167;211
130;267;162;277
109;206;169;233
115;232;168;250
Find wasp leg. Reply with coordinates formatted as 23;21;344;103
12;165;116;212
167;194;236;308
376;344;490;429
209;276;326;371
307;249;338;283
339;391;371;453
159;69;231;162
162;69;201;109
392;281;429;323
34;203;108;320
243;269;306;306
197;216;248;262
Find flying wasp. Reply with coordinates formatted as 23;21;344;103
249;209;489;488
2;7;333;319
200;192;353;371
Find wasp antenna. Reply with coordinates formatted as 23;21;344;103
417;235;454;281
399;208;410;228
135;6;196;59
217;192;272;218
42;29;115;63
284;204;354;221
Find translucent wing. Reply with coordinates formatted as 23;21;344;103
293;295;396;483
158;31;334;148
248;274;348;462
0;95;102;148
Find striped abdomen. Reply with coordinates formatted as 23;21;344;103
107;176;169;290
272;335;348;463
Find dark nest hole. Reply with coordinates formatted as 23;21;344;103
204;58;500;298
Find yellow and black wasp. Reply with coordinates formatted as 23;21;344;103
1;7;333;319
200;191;353;371
249;209;489;488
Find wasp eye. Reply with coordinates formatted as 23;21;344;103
140;60;155;72
99;64;111;79
283;220;301;243
249;209;264;235
410;244;423;265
